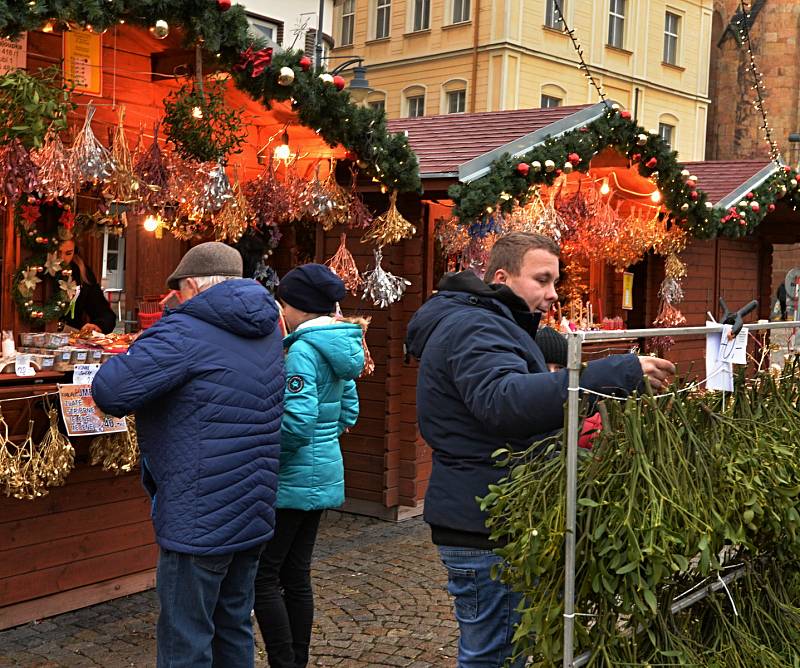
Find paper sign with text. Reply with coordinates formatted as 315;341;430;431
717;325;748;365
63;29;102;95
0;34;27;74
705;322;734;392
73;364;100;385
58;384;127;436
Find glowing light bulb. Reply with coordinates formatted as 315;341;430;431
41;20;55;33
274;143;291;161
143;215;160;232
599;178;610;195
192;106;203;119
650;190;662;203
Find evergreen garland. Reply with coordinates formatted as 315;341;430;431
0;0;421;193
449;105;800;240
12;253;72;323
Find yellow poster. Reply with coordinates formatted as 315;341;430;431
0;33;27;74
622;272;634;310
63;29;102;95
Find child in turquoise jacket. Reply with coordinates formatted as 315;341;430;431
254;263;365;668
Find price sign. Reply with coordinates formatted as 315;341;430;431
58;384;127;436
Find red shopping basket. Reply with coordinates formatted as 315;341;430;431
137;295;164;330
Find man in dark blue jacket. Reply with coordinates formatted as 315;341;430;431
92;242;284;668
406;232;674;667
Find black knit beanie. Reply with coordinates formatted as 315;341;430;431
277;263;346;314
536;326;568;368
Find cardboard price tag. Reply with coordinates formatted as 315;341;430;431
57;384;128;437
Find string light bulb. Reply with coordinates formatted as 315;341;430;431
274;130;291;161
650;190;662;203
599;178;610;195
143;215;161;233
192;106;203;119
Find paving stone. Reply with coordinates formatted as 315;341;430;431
0;511;458;667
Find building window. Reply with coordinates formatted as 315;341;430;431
407;95;425;117
376;0;391;39
447;90;466;113
540;94;562;108
452;0;470;24
608;0;625;49
413;0;430;31
247;14;282;46
663;11;680;65
544;0;565;30
369;99;386;111
659;122;675;149
340;0;355;46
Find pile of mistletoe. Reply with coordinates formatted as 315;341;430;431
449;104;800;240
482;357;800;666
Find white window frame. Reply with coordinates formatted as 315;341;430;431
608;0;626;49
452;0;470;24
446;89;466;114
340;0;355;46
407;95;425;117
411;0;430;31
375;0;391;39
658;122;675;149
663;11;680;65
246;13;281;47
540;94;562;108
544;0;565;30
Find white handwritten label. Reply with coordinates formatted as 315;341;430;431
15;354;35;377
717;325;748;365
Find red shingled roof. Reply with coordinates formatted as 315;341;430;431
388;105;593;175
681;160;772;204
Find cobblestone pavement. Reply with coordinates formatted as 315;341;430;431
0;512;458;668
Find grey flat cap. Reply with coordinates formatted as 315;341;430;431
166;242;243;290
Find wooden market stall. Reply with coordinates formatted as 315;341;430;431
336;102;800;521
0;3;420;627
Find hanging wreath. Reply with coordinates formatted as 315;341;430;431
12;253;75;323
14;195;76;252
163;78;247;163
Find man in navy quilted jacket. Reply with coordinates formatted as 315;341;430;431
92;242;284;668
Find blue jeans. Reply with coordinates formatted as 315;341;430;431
438;546;525;668
156;544;264;668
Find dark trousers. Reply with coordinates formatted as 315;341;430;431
253;508;323;668
156;544;264;668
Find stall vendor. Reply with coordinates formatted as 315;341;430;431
58;239;117;334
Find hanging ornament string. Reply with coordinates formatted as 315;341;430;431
737;0;781;165
551;0;607;104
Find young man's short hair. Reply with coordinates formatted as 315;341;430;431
483;232;560;284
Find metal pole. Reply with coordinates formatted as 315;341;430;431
563;331;583;668
314;0;325;69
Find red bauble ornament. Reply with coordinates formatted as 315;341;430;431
568;152;580;166
631;153;641;162
685;179;696;188
332;75;346;90
217;0;232;10
795;174;800;183
746;191;754;199
750;202;761;213
646;157;658;169
299;56;312;72
516;162;530;176
690;191;699;200
620;110;631;119
345;150;358;161
768;203;776;213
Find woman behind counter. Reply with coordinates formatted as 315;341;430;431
58;239;117;334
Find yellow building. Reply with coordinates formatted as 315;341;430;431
332;0;713;160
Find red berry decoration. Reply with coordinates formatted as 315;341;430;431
332;75;346;91
768;203;776;213
568;152;580;166
217;0;232;10
620;110;631;120
299;56;312;72
516;162;530;176
646;157;658;169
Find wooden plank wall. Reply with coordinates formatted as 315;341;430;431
0;385;155;630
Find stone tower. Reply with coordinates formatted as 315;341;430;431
707;0;800;166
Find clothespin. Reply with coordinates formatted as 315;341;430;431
719;298;758;338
